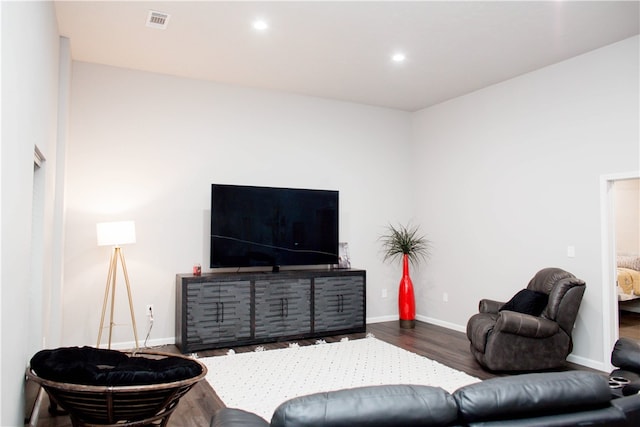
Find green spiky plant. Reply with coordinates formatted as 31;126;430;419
380;223;431;266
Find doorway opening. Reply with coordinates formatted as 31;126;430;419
613;178;640;340
601;172;640;368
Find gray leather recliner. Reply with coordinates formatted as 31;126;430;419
466;267;586;371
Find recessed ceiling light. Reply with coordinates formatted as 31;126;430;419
392;53;406;63
252;19;269;31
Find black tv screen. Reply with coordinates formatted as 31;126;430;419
210;184;339;269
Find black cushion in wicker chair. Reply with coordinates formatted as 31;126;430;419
30;346;202;386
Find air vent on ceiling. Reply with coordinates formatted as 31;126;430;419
146;10;170;30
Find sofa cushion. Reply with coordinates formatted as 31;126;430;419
30;346;203;386
499;289;548;316
612;338;640;373
271;384;458;427
453;371;611;423
211;408;270;427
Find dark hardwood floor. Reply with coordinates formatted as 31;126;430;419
33;320;592;427
620;310;640;341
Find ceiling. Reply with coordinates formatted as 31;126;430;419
54;1;640;112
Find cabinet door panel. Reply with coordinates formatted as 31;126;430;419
255;279;310;338
187;280;251;345
314;276;365;332
280;281;311;336
187;283;219;344
254;280;289;337
218;281;252;341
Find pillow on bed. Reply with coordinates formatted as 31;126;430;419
499;289;548;316
618;255;640;271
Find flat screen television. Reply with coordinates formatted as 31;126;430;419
210;184;339;270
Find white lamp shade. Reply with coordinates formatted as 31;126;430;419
96;221;136;246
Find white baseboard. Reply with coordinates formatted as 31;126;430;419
566;353;609;373
415;314;466;333
366;315;398;324
108;336;176;351
366;314;466;333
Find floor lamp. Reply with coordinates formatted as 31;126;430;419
96;220;139;350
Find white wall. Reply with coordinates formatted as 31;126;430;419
62;62;413;347
63;36;639;372
411;36;639;370
1;1;61;425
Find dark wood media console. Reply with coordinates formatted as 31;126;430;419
175;269;366;353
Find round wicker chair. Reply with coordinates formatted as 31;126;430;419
27;348;207;427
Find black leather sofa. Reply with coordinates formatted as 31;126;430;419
610;337;640;396
210;371;640;427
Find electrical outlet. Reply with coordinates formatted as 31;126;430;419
442;292;449;303
381;288;388;298
146;304;154;317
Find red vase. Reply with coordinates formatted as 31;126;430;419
398;254;416;329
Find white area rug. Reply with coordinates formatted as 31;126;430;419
201;336;480;421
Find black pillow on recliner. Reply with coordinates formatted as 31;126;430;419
499;289;548;316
